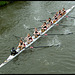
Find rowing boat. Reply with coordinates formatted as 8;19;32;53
0;5;75;68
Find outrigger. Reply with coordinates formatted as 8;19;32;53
0;5;75;68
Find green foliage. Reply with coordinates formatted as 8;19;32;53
0;1;9;6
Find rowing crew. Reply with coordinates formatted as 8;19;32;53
41;8;66;32
11;8;66;55
53;8;66;23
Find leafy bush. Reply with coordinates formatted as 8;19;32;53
0;1;9;6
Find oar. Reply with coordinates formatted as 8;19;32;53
56;24;75;27
27;24;72;30
27;27;41;30
27;24;59;30
13;35;25;41
13;35;20;41
47;11;56;14
44;32;73;36
66;16;75;19
37;20;46;22
13;32;73;42
37;16;75;23
13;35;21;38
30;44;59;48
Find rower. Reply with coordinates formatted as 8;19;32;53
58;10;62;19
11;47;18;56
62;8;66;15
17;39;26;50
33;28;40;38
56;12;59;16
52;12;58;19
41;22;47;33
54;15;58;21
25;33;33;44
47;18;53;27
53;14;58;23
46;18;51;23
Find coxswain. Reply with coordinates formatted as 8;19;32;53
17;39;26;50
11;47;18;56
62;8;66;15
33;28;40;38
25;33;33;44
41;22;47;32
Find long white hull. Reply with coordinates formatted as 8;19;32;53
0;5;75;68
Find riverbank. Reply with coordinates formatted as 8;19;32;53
0;1;14;7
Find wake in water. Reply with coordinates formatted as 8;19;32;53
52;35;61;46
23;24;29;29
47;35;61;47
47;11;50;14
63;28;72;34
34;16;41;21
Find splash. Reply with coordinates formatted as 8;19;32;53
52;35;61;46
47;40;54;46
64;28;72;34
34;16;40;21
23;24;29;29
41;59;50;66
47;11;51;14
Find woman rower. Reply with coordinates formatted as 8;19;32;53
54;14;58;21
58;10;62;19
46;18;51;23
41;22;47;33
56;12;59;16
62;8;66;15
17;39;26;50
25;33;33;44
33;28;40;38
47;18;53;27
53;14;58;23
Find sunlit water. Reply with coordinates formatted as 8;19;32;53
0;1;75;74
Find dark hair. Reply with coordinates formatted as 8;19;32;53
20;39;22;41
49;18;51;19
12;47;14;49
44;22;46;24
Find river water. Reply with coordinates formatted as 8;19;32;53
0;1;75;74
